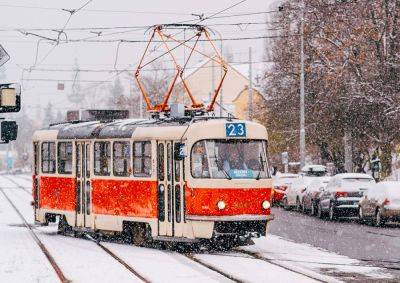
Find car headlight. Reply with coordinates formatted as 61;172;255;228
217;200;226;210
262;200;271;210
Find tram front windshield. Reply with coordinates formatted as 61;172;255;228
191;139;269;179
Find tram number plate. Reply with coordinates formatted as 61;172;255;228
225;123;246;137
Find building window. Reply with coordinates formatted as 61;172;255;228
41;142;56;173
58;142;73;174
133;141;151;177
113;141;131;177
94;142;111;176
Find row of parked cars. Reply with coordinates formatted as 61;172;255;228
272;165;400;226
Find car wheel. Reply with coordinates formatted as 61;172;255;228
283;197;290;210
317;202;324;219
311;201;316;216
375;208;386;227
301;200;307;214
358;207;365;224
296;198;301;212
329;204;337;221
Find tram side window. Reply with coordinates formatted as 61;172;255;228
94;142;111;176
133;141;151;177
113;141;131;177
58;142;73;174
41;142;56;174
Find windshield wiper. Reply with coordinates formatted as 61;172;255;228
255;153;265;180
214;154;232;180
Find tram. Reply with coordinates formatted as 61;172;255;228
32;110;273;246
32;24;273;247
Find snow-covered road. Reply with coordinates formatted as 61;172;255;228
0;174;395;282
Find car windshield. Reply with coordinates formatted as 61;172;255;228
191;139;269;179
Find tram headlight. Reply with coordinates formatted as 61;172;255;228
217;200;226;210
262;200;271;210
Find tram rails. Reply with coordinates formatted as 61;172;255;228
6;175;331;282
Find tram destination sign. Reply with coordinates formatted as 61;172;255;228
0;45;10;67
226;123;246;137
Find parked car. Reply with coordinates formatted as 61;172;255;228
359;181;400;226
318;173;375;220
301;176;331;215
272;173;299;206
283;165;328;210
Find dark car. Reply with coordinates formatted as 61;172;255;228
318;173;375;220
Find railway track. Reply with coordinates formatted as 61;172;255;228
183;253;244;282
4;177;151;283
0;187;70;283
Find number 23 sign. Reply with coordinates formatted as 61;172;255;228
225;123;246;137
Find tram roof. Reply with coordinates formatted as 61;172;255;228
33;117;268;141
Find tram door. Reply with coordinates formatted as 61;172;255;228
75;142;92;228
33;142;40;221
157;141;185;237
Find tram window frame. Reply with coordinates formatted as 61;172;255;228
113;141;131;177
57;142;73;174
94;141;111;176
41;142;56;174
133;141;151;177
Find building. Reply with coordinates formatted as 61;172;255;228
174;58;266;120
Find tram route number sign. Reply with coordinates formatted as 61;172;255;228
226;123;246;137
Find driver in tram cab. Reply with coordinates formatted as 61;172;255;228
219;143;248;171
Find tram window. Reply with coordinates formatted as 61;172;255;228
76;145;81;178
133;141;151;177
167;144;172;181
175;185;181;223
85;144;90;178
175;160;180;182
167;184;172;222
157;143;164;181
94;142;111;176
33;143;39;175
191;139;270;179
158;184;165;221
58;142;73;174
113;141;131;177
41;142;56;174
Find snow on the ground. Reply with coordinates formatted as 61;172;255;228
0;179;141;283
0;190;58;282
2;174;394;283
102;242;230;283
243;235;393;280
194;252;319;283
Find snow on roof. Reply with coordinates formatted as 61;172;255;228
335;173;374;179
301;164;326;172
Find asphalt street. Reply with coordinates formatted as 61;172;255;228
269;207;400;279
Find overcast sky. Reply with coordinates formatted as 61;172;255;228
0;0;277;118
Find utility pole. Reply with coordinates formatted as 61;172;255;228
248;47;253;121
299;0;306;168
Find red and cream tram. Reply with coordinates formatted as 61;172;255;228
32;110;273;246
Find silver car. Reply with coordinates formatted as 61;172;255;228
318;173;375;220
301;177;331;215
359;181;400;226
